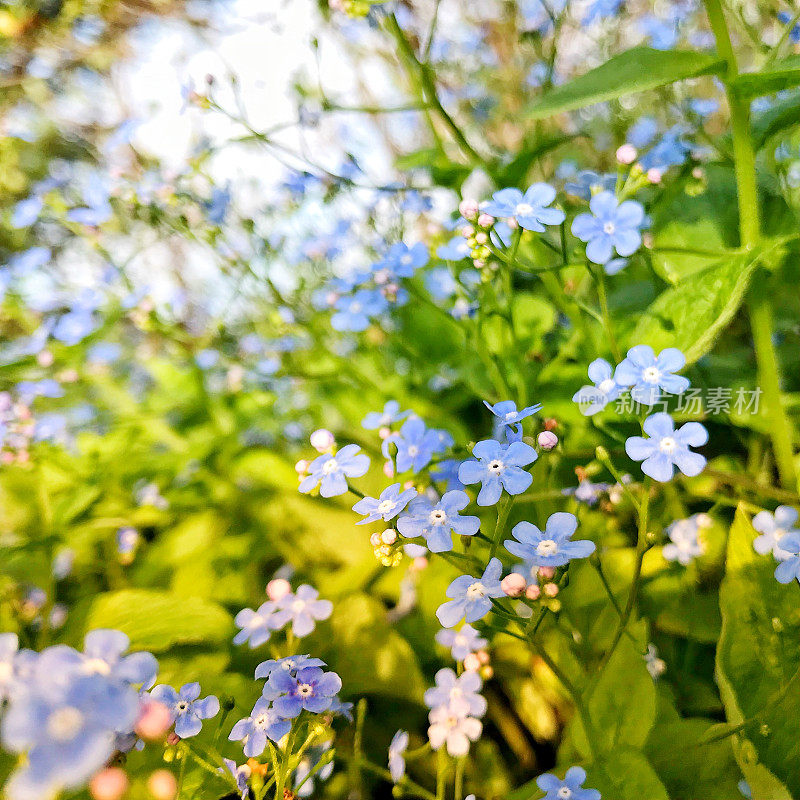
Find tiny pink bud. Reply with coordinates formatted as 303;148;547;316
310;428;335;452
266;578;292;601
383;461;395;478
295;459;310;475
647;168;662;184
411;556;428;572
616;144;637;164
505;216;519;229
90;768;129;800
525;584;541;600
37;350;54;367
544;582;559;597
378;426;392;440
477;213;494;228
538;566;556;580
501;573;527;597
147;770;178;800
463;653;481;672
135;701;172;740
475;232;488;245
544;418;558;431
166;732;180;746
459;199;479;220
369;532;382;547
538;431;558;450
477;649;490;665
403;480;415;490
460;224;475;238
380;529;397;545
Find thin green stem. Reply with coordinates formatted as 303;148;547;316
491;495;515;559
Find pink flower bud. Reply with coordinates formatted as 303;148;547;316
411;556;428;572
166;732;180;746
310;428;335;452
378;426;391;440
616;144;637;164
147;770;178;800
525;584;541;600
459;199;479;220
380;529;397;545
538;566;556;580
477;213;494;228
135;700;172;740
505;217;519;229
475;232;488;245
266;578;292;601
543;582;559;597
463;653;481;672
37;350;54;367
537;431;558;450
647;168;662;184
90;768;129;800
370;532;382;547
501;573;527;597
294;459;310;475
460;224;475;238
383;460;395;478
477;649;490;665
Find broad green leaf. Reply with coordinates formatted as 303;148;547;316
525;48;725;119
716;506;800;797
751;90;800;150
632;254;753;363
733;56;800;99
645;718;741;797
585;750;669;800
512;293;558;344
571;636;656;756
86;589;233;651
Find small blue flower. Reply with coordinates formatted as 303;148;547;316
434;624;487;661
378;242;429;278
572;358;622;415
66;175;112;226
397;490;480;552
11;196;44;228
229;697;292;756
564;171;616;200
353;483;418;525
268;667;342;718
774;532;800;585
331;289;388;332
625;413;708;482
221;759;251;800
483;399;543;431
362;400;409;430
536;766;601;800
430;459;466;491
640;126;692;172
150;682;220;738
778;11;800;43
271;586;333;638
299;444;370;497
255;654;327;681
436;558;505;628
383;416;444;473
388;730;408;783
571;191;645;264
436;236;470;261
614;345;690;405
663;515;709;565
752;506;799;561
424;668;486;717
234;601;277;648
458;439;537;506
482;184;565;232
505;512;595;567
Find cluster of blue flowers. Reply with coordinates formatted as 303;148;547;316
752;505;800;585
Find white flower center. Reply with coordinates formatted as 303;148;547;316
282;659;296;670
401;254;413;265
0;662;12;682
255;713;271;727
557;788;572;800
407;445;419;457
487;459;504;474
643;366;661;383
378;499;396;514
82;657;111;675
322;458;338;475
46;706;84;741
466;582;486;599
176;700;190;713
603;221;616;235
515;203;534;216
350;302;362;313
249;614;264;627
373;269;389;284
536;539;559;556
297;683;314;697
429;509;447;526
598;378;616;394
291;599;306;613
504;411;517;421
659;436;677;454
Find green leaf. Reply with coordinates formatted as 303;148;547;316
585;750;669;800
751;90;800;151
525;48;725;119
715;506;800;796
733;56;800;99
512;293;558;344
571;636;657;756
86;589;233;651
